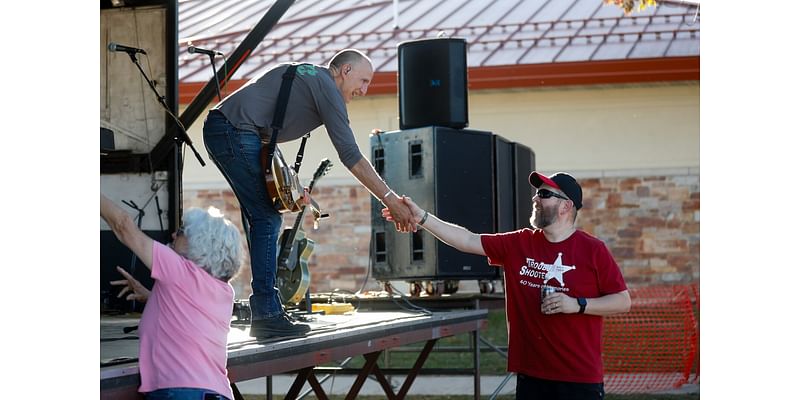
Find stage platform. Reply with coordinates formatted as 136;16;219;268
101;308;488;400
307;292;506;312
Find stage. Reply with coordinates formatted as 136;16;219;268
101;308;488;399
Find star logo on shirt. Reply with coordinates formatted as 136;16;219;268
542;252;575;287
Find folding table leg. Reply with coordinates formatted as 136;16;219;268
284;366;314;400
396;339;437;399
344;351;382;400
307;373;329;400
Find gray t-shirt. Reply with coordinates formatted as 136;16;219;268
214;63;363;169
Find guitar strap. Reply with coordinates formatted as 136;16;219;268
261;63;310;175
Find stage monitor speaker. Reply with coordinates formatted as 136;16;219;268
398;38;468;130
370;127;495;281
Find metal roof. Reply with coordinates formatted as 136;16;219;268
177;0;699;85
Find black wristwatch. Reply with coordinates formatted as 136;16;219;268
577;297;587;314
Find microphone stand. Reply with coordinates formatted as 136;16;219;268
208;53;223;102
125;52;206;166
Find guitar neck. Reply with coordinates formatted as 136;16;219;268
277;169;325;265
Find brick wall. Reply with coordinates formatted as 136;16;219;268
577;171;700;286
183;184;373;299
184;170;699;298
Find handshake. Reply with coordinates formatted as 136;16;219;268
381;195;426;232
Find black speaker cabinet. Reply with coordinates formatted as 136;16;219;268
491;137;537;232
513;143;536;229
370;127;495;281
398;38;468;130
494;135;516;232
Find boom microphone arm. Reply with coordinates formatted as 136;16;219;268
122;51;206;166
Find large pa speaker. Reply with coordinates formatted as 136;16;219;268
513;143;536;229
398;38;468;130
494;135;516;232
492;137;537;232
370;127;495;281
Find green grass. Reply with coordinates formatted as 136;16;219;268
325;309;509;373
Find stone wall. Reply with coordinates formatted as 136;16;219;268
576;170;700;286
184;169;699;298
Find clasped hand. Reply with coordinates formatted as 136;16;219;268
381;195;424;233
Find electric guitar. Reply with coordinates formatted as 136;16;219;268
276;159;333;305
262;146;322;216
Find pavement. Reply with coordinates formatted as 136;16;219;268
235;374;699;397
235;374;517;397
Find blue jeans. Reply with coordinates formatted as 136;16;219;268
203;110;284;319
145;387;229;400
516;374;604;400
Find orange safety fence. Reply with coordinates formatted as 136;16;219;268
602;284;699;393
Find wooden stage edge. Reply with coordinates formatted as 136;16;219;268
101;309;489;400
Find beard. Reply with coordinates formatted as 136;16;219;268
530;203;558;229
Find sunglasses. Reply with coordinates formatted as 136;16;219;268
176;227;185;237
535;188;570;201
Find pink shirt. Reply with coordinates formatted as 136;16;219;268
137;241;234;398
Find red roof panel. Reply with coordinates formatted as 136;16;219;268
176;0;699;89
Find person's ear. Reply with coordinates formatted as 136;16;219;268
345;65;351;75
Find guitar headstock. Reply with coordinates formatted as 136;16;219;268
314;159;333;180
308;158;333;192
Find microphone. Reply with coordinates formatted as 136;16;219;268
107;42;147;55
188;45;223;56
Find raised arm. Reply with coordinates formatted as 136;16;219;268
348;157;416;232
382;196;485;256
100;194;154;269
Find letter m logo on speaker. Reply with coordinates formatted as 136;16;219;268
430;79;441;87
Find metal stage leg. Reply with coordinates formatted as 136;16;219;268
489;373;516;400
306;373;329;400
284;367;314;400
266;375;272;400
473;330;481;400
472;298;482;399
371;367;398;400
345;351;382;400
230;382;245;400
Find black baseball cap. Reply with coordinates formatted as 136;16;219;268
529;171;583;210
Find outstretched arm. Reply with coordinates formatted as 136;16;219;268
349;157;416;233
382;196;486;256
110;266;151;302
101;194;154;269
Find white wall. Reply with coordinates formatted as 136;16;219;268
181;81;699;188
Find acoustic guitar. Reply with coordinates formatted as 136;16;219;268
276;159;333;305
263;146;322;217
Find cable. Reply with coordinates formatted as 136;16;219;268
386;282;433;316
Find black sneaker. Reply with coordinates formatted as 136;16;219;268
249;313;311;339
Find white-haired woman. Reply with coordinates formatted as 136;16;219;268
101;194;243;400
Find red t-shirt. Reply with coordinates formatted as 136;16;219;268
481;228;627;383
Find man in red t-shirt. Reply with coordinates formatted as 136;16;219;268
382;171;631;400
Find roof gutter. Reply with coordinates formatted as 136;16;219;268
179;56;699;104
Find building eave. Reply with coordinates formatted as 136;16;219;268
179;56;699;104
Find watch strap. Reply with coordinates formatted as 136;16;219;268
577;297;587;314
